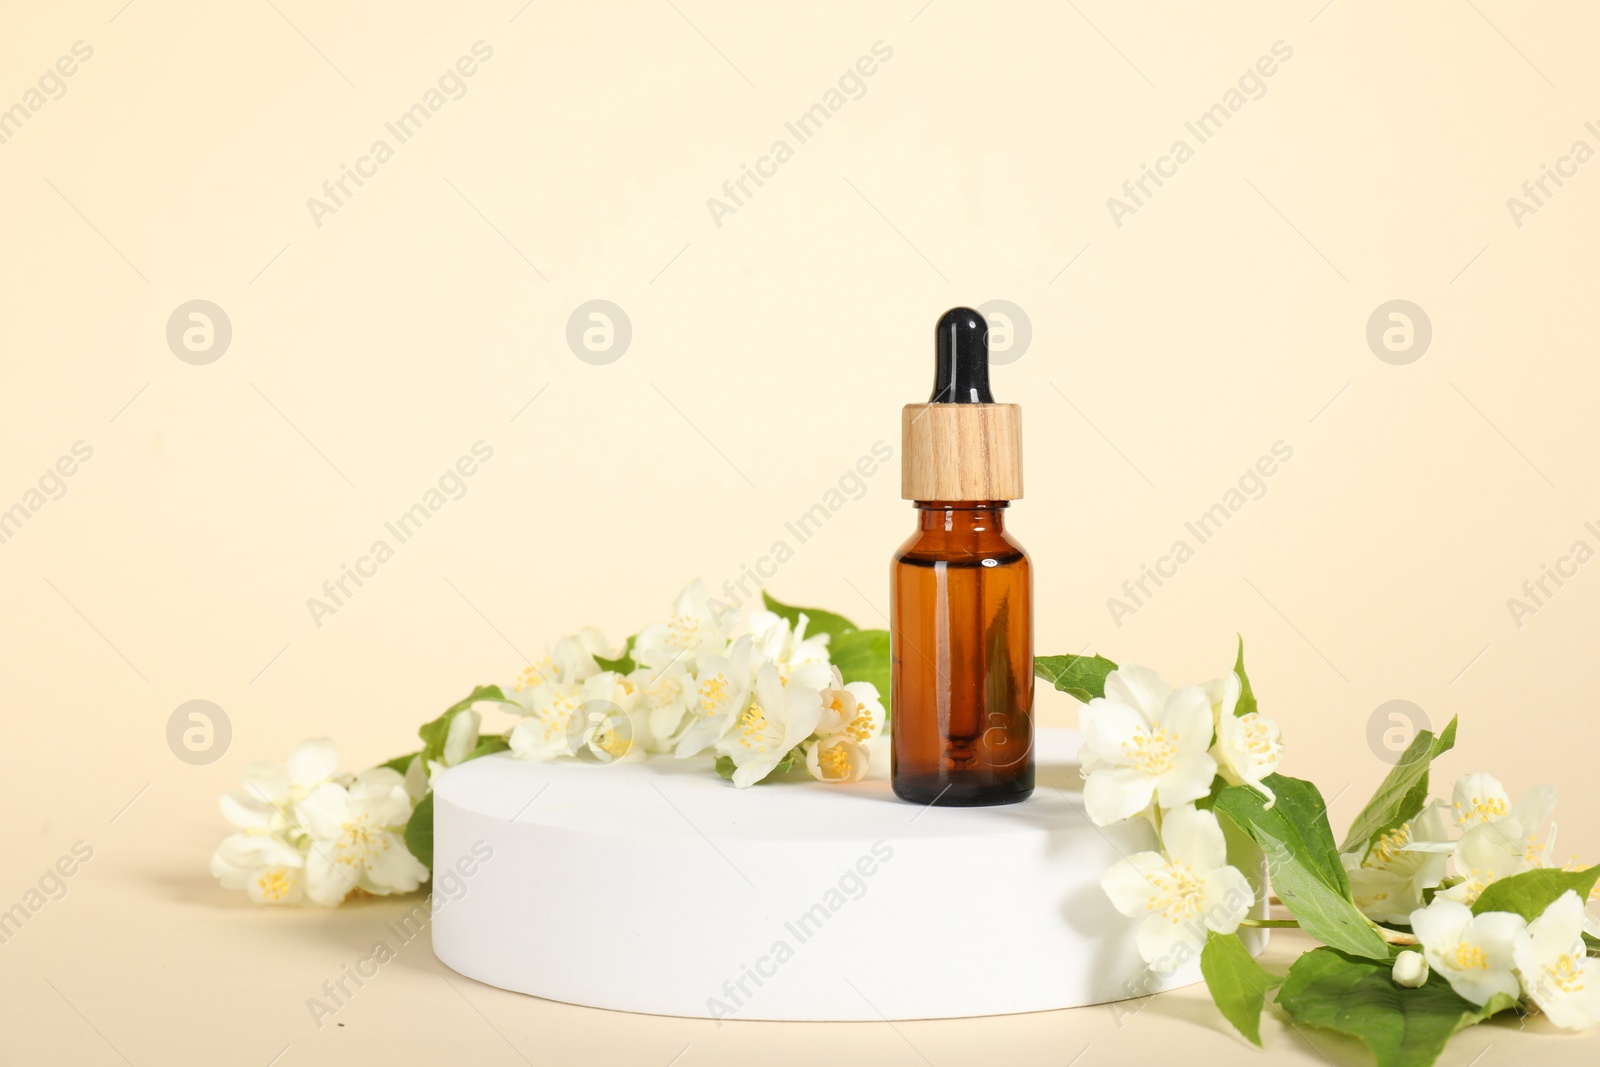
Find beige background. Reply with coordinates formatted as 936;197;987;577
3;0;1597;1063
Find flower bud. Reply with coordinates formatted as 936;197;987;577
1392;951;1429;988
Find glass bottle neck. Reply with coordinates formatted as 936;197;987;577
912;501;1009;532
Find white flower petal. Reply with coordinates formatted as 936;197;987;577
1161;805;1229;872
303;848;352;907
1413;804;1450;845
1515;893;1600;1030
239;760;289;802
1348;865;1424;925
1450;817;1530;902
361;833;429;894
1079;698;1147;767
1135;911;1205;974
1200;865;1254;934
1535;961;1600;1030
845;680;882;707
815;688;856;736
782;686;823;746
1411;897;1472;951
674;713;731;758
348;770;413;828
1153;753;1218;812
1204;671;1241;719
1527;891;1586;957
806;736;871;783
1083;765;1158;826
245;864;304;906
1461;911;1525;1001
730;754;781;788
293;782;351;842
219;791;275;832
287;738;338;788
1513;784;1557;835
1216;712;1284;788
508;703;574;761
674;658;748;757
1414;897;1523;1007
1105;665;1174;719
1449;967;1521;1008
403;753;430;801
1452;773;1511;829
1159;685;1215;748
1101;851;1169;918
1392;951;1429;988
210;833;300;890
442;709;480;767
1519;905;1589;1004
553;631;607;679
787;661;834;691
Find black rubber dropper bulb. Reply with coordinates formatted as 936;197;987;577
930;306;995;404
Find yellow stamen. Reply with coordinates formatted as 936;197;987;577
1122;726;1178;776
1366;822;1412;869
669;614;699;649
256;868;294;901
331;815;390;868
1146;862;1206;923
593;723;630;759
819;745;851;780
735;703;769;752
516;658;556;692
1455;795;1508;826
1236;713;1280;759
1543;954;1585;994
698;675;729;716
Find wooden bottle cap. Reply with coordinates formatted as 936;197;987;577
901;403;1022;501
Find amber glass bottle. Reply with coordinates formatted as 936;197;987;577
891;309;1033;806
891;502;1033;804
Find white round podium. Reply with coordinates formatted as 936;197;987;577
430;728;1267;1021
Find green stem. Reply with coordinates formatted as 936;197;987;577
1238;916;1419;946
1377;927;1419;946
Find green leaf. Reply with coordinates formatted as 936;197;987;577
594;635;636;675
1276;947;1513;1067
1195;774;1229;812
417;684;507;766
1233;637;1258;717
1339;717;1458;856
404;791;434;869
397;692;512;873
1034;653;1119;703
1221;776;1351;894
1472;864;1600;922
378;750;421;775
761;592;859;645
1201;931;1282;1046
831;628;890;707
1215;776;1390;961
774;744;804;775
464;735;510;761
714;755;735;781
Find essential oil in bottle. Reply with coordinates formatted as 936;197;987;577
890;307;1033;806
